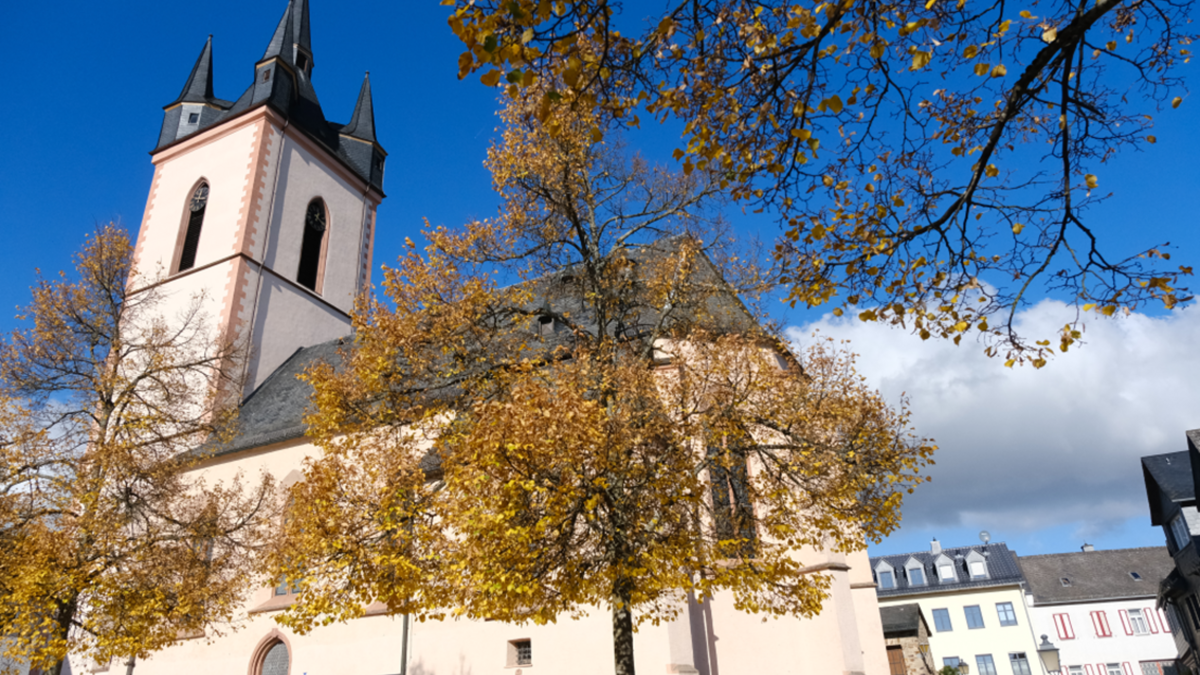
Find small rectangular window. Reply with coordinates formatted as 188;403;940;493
909;567;925;585
1069;667;1084;675
996;602;1018;626
976;655;998;675
1171;514;1190;550
188;112;199;124
932;608;953;632
507;639;532;667
965;605;985;629
1129;609;1150;635
262;69;272;82
1009;653;1033;675
1107;664;1123;675
970;560;987;577
939;564;955;580
878;570;894;589
944;657;961;669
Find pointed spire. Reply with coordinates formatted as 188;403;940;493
341;72;376;143
174;36;215;104
262;0;295;64
292;0;312;58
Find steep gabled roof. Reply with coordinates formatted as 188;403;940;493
1018;547;1172;605
870;542;1025;597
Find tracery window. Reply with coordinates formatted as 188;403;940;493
297;198;327;292
257;640;288;675
707;443;757;558
178;182;208;272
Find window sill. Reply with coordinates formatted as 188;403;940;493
249;593;299;614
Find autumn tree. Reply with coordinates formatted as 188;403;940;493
0;226;273;675
269;91;932;675
445;0;1195;364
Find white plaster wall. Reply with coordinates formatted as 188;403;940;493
241;271;352;393
1027;599;1176;672
880;586;1045;674
137;123;261;280
262;133;372;313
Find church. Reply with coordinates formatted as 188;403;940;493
108;2;892;673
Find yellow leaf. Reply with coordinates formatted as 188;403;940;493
822;95;844;114
522;28;535;44
1041;27;1057;43
1082;303;1096;312
1100;305;1117;316
925;0;937;8
990;64;1007;77
1172;97;1183;108
974;62;990;76
590;127;603;143
791;128;813;140
1004;359;1016;368
911;50;932;70
1106;41;1117;50
963;45;978;59
1012;223;1024;234
1147;135;1157;143
481;69;503;87
1085;174;1098;189
822;175;835;187
985;164;999;177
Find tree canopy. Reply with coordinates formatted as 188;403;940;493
0;226;273;675
270;91;932;675
445;0;1195;365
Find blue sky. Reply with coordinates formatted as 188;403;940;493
1;0;1198;560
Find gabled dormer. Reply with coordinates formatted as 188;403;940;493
934;553;957;583
874;560;897;590
966;549;989;579
903;556;927;586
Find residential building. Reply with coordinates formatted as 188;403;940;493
872;540;1046;675
1142;434;1200;672
1019;546;1177;675
882;604;937;675
71;2;895;674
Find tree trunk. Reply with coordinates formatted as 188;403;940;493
612;579;636;675
49;598;77;675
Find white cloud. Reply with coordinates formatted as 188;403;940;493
787;301;1200;538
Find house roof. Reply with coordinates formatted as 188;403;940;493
1018;547;1173;605
1142;450;1195;525
880;603;927;636
869;542;1025;597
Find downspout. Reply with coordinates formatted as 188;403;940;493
400;611;410;675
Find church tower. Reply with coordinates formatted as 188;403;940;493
132;0;385;394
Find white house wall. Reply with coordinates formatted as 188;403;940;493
1026;598;1176;674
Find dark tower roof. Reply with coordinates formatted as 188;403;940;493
261;1;296;65
170;36;217;106
153;0;385;192
341;73;376;143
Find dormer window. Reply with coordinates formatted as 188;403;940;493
875;560;896;589
934;554;955;581
879;570;894;589
966;550;989;578
296;52;310;72
904;557;926;586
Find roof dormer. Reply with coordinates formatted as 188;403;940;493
874;560;897;590
966;549;989;579
904;556;927;586
934;553;957;582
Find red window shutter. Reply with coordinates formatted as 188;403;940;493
1122;663;1134;675
1085;665;1095;675
1054;614;1068;640
1091;610;1102;635
1147;606;1160;633
1098;664;1108;675
1158;608;1172;633
1099;611;1113;637
1119;609;1133;635
1064;613;1075;639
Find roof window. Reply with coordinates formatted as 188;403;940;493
188;112;199;124
1060;577;1072;587
1130;571;1143;581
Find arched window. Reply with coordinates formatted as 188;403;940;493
255;640;289;675
177;183;209;272
297;198;327;292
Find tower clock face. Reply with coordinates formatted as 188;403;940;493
190;185;209;212
306;201;327;232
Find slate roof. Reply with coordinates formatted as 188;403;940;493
1018;547;1173;605
213;238;771;459
155;0;385;191
1143;450;1195;525
880;603;926;636
870;542;1026;597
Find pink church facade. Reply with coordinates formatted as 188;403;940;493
90;3;893;674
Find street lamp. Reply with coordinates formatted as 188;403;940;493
1037;635;1061;674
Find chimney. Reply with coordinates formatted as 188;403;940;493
1081;543;1095;552
931;538;941;555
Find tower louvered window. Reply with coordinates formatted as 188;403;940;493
178;183;208;272
297;198;327;291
